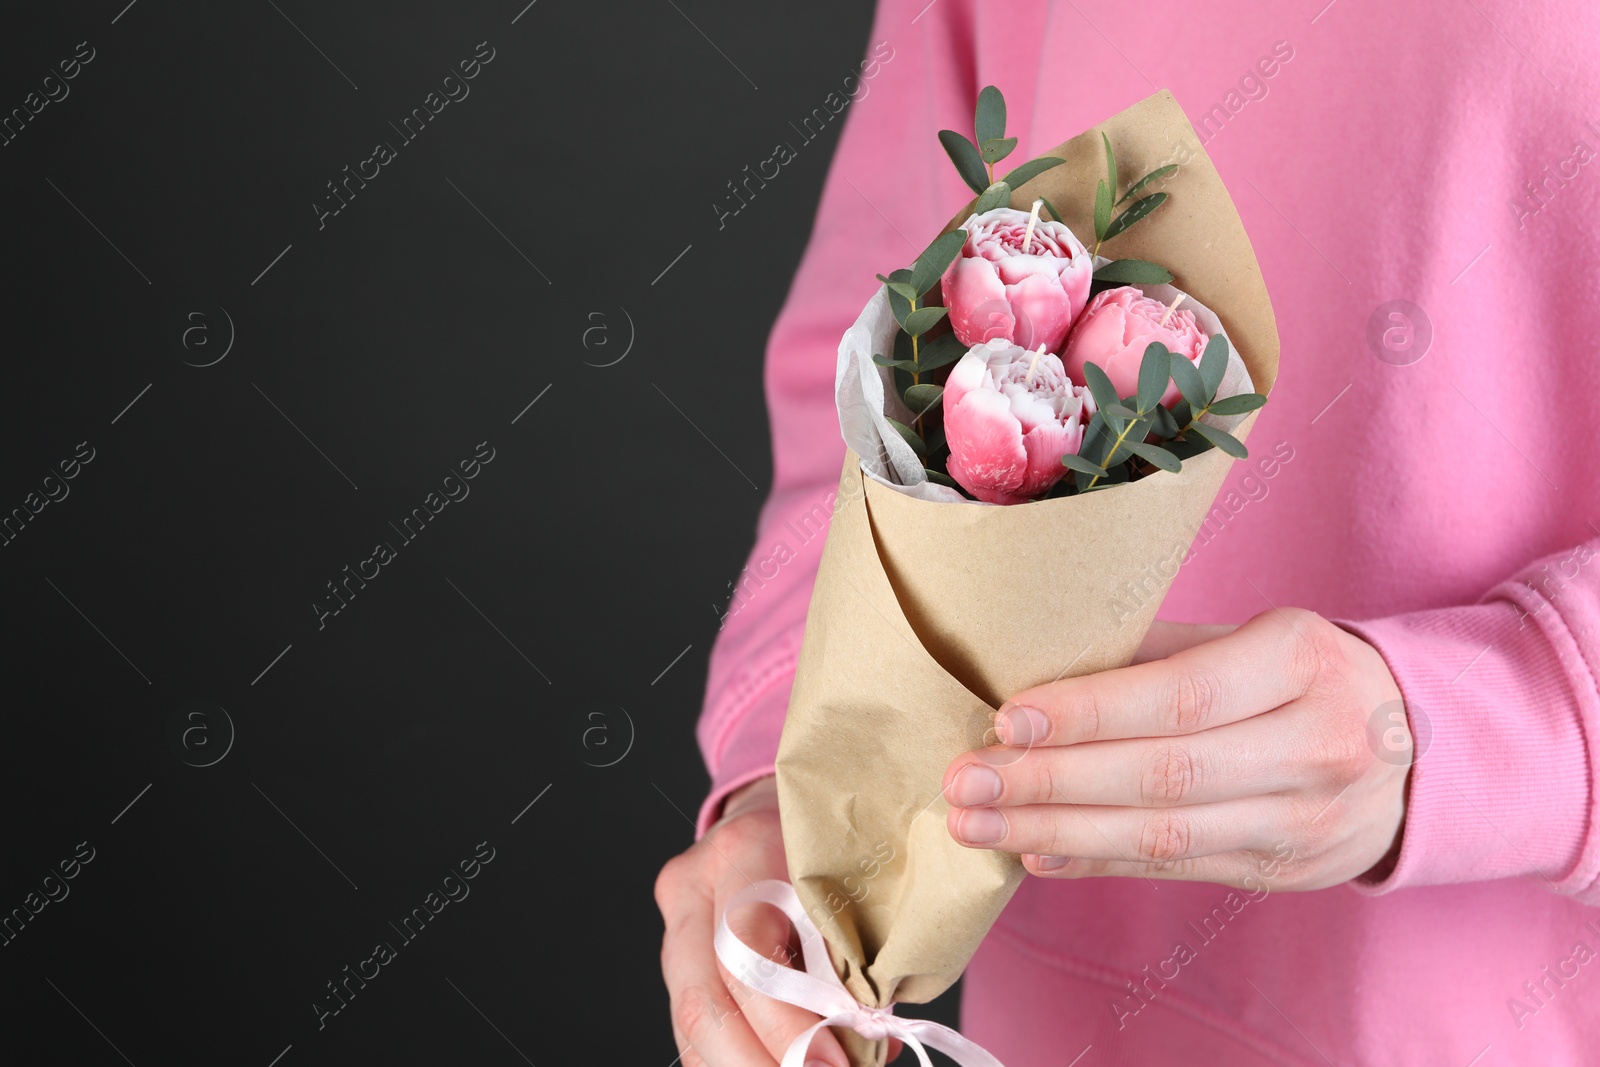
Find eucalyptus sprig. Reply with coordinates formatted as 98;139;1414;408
1062;334;1267;492
1162;334;1268;459
872;229;967;447
938;85;1066;217
1092;132;1177;256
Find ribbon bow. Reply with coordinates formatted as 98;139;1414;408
714;880;1006;1067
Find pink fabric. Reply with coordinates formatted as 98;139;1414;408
695;0;1600;1060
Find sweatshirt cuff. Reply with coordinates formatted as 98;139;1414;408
1337;586;1595;897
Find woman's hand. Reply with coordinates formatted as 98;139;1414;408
654;776;853;1067
942;608;1412;890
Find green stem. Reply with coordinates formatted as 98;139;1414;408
910;301;923;437
1174;402;1212;439
1085;415;1141;490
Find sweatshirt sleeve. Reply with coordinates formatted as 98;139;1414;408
693;0;996;837
1339;535;1600;904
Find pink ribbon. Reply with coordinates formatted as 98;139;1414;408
714;880;1007;1067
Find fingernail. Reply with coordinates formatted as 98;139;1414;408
956;808;1007;845
997;705;1050;746
947;765;1002;806
1036;855;1071;872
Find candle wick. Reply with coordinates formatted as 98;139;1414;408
1022;199;1042;253
1024;343;1047;387
1157;291;1185;328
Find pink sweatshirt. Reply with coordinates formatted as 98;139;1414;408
695;1;1600;1062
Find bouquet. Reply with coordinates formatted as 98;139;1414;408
717;88;1280;1067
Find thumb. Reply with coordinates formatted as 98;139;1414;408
1132;619;1237;664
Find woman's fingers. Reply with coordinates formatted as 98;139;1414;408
992;610;1324;747
714;873;851;1066
946;796;1287;864
660;873;781;1067
655;802;850;1067
942;608;1409;892
945;704;1313;809
1018;843;1296;890
661;885;851;1067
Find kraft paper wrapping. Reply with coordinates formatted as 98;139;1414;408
774;90;1280;1066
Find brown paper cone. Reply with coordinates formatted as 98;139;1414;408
775;89;1280;1063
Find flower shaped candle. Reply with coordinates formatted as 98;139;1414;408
940;205;1093;355
1062;285;1208;406
942;338;1095;504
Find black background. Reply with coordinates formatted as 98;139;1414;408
0;1;961;1064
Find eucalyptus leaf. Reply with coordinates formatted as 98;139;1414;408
1118;164;1178;205
1102;192;1168;241
980;136;1017;164
975;85;1006;146
872;355;921;372
904;305;950;336
1102;403;1142;420
892;362;914;398
876;274;919;301
910;231;967;296
1207;392;1268;416
1078;412;1109;460
973;181;1011;214
1039;196;1064;223
1090;410;1148;467
1203;391;1267;415
938;130;989;195
1060;453;1107;476
1094;179;1112;242
1127;441;1181;472
1150;403;1179;439
1169;398;1194;430
1082;362;1121;416
1164;434;1211;461
888;288;912;329
1198;333;1230;397
1103;423;1149;468
1189;422;1248;458
1137;342;1172;412
923;468;960;490
1092;258;1174;284
885;417;927;458
903;383;944;416
1102;132;1118;202
1168;351;1207;410
999;156;1065;189
916;333;969;372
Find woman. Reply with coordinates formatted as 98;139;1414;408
656;0;1600;1062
